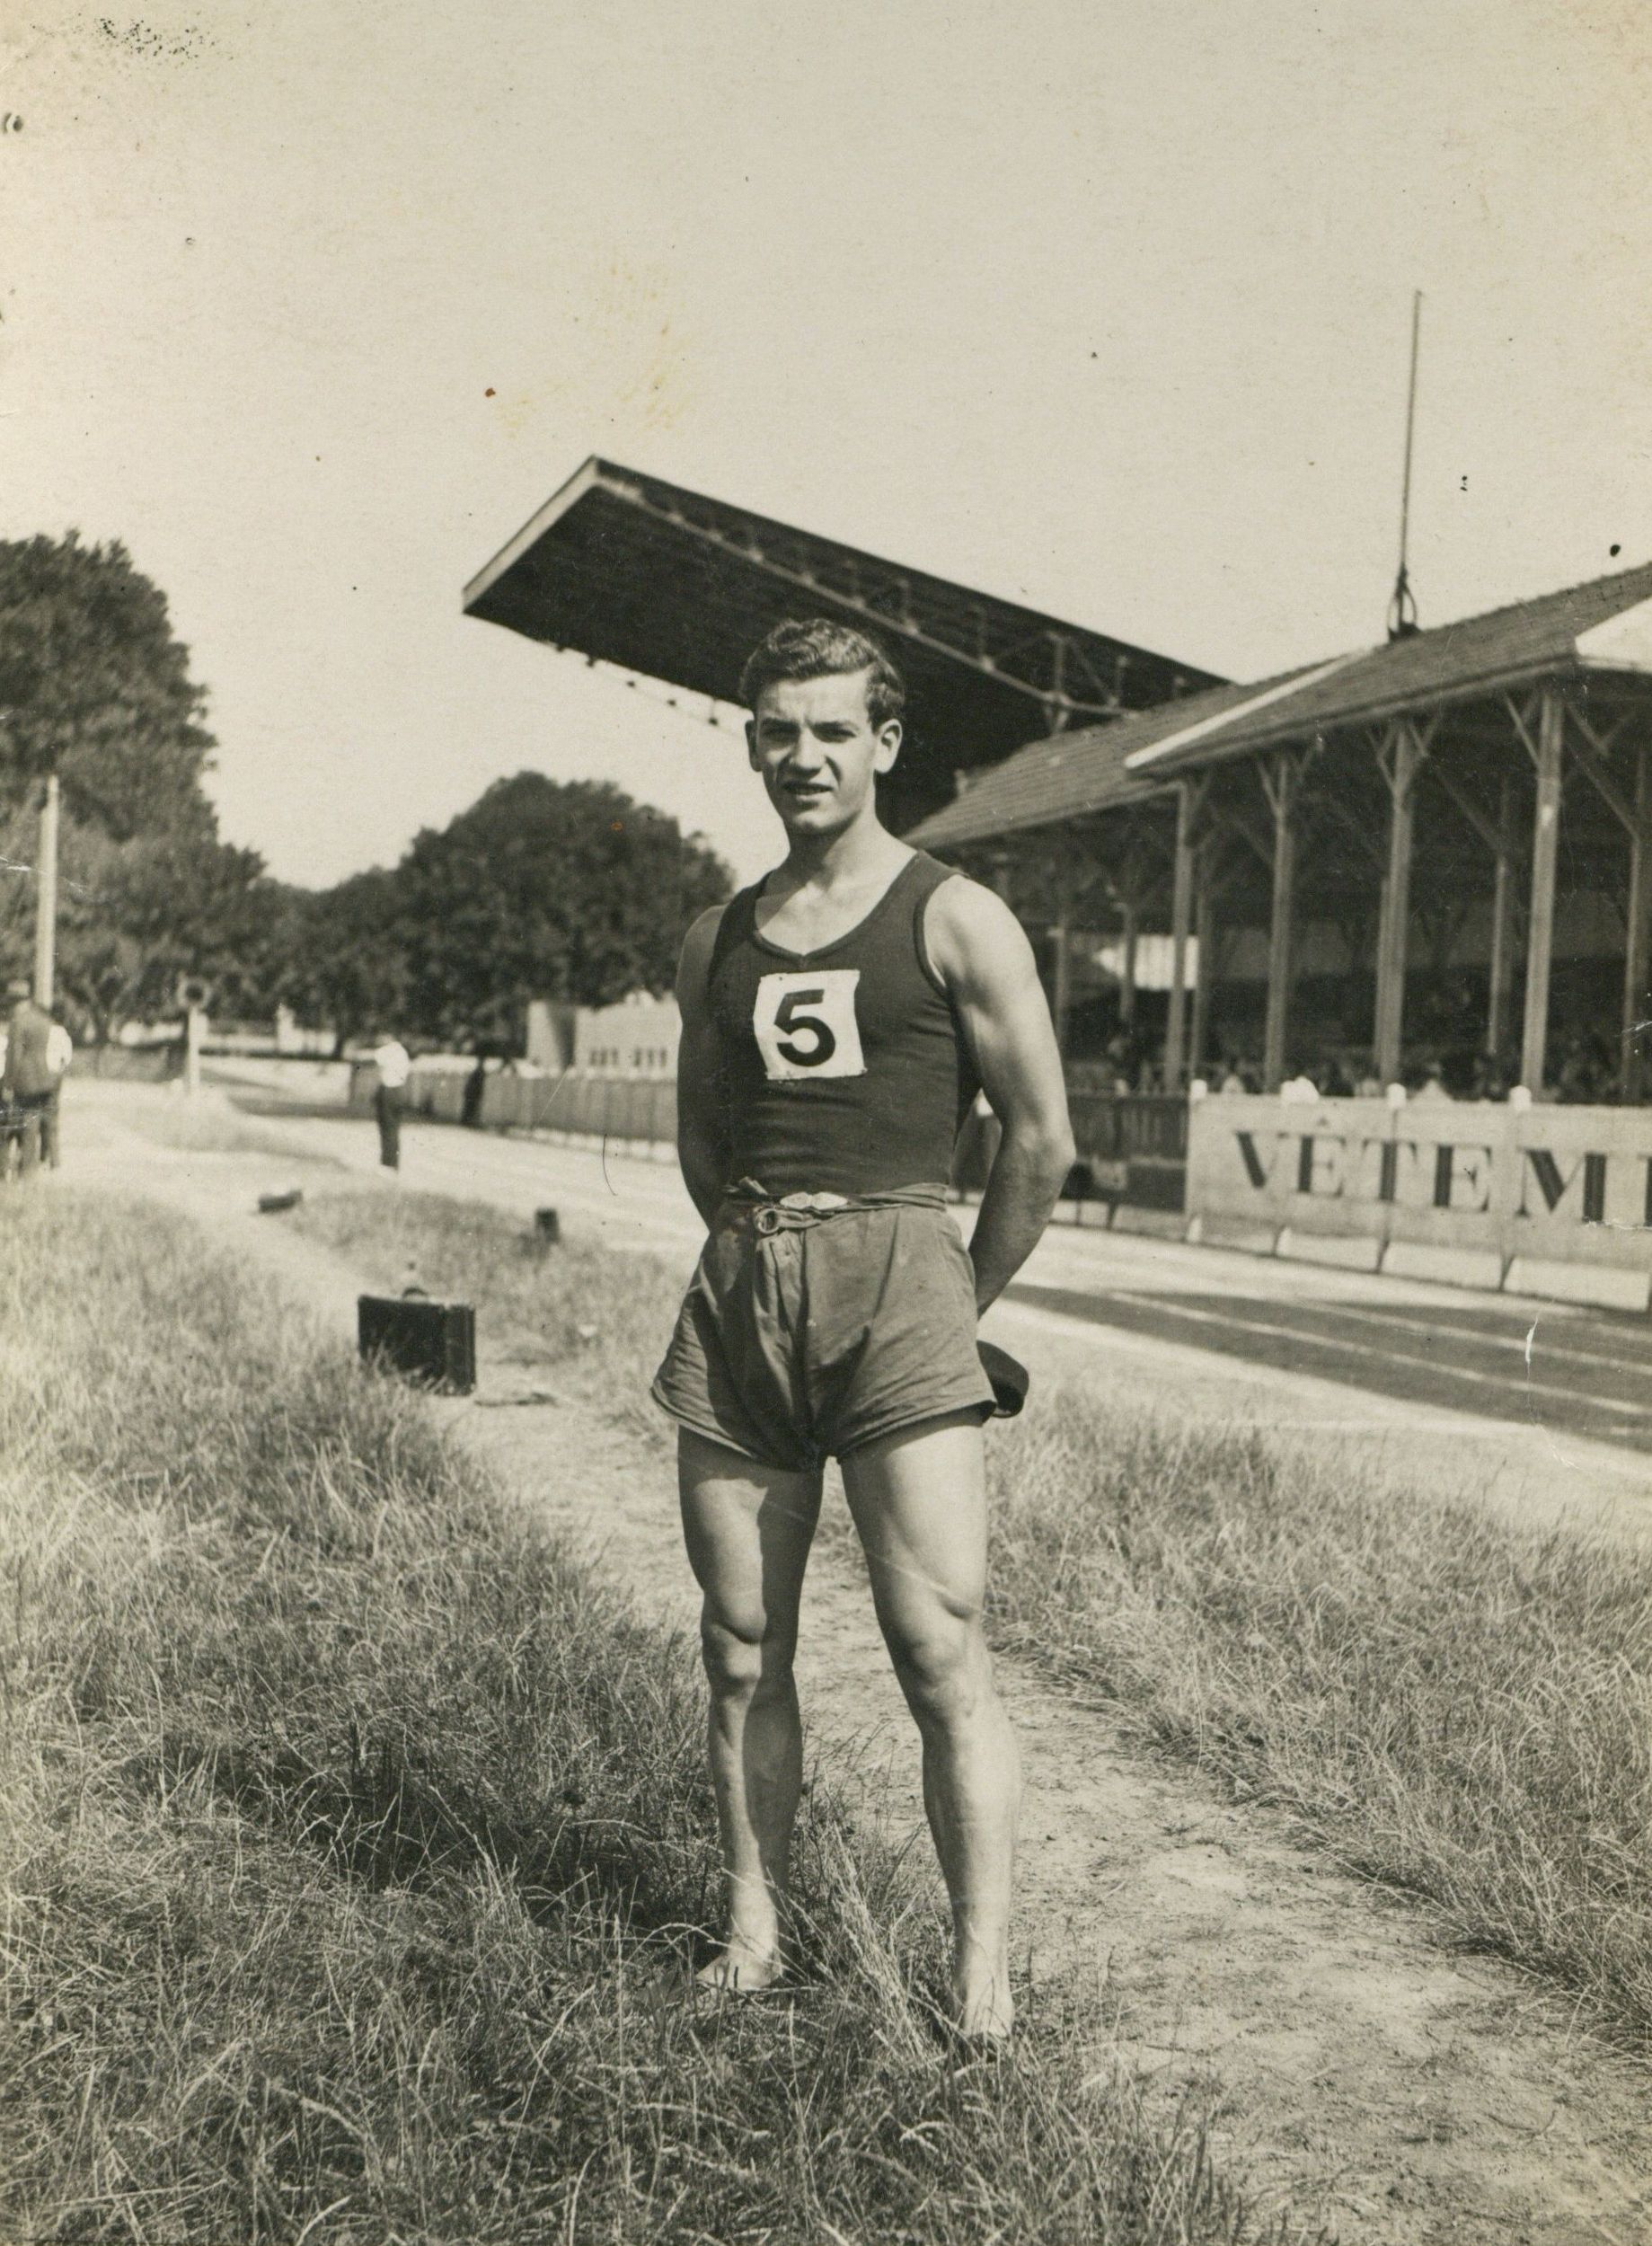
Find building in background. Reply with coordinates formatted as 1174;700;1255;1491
526;990;680;1076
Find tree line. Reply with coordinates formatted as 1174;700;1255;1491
0;534;731;1049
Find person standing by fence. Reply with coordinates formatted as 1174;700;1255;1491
372;1031;411;1171
3;981;61;1174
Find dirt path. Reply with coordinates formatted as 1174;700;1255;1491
58;1104;1652;2246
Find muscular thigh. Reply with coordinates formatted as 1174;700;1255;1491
677;1428;822;1649
840;1411;988;1644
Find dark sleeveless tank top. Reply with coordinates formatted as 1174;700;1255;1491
704;850;979;1198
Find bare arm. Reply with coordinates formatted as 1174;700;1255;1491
926;878;1075;1312
674;906;732;1229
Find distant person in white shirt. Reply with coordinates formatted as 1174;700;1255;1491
41;1019;72;1168
372;1034;411;1171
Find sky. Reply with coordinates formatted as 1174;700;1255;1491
4;0;1651;891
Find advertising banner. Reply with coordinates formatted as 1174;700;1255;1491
1187;1094;1652;1278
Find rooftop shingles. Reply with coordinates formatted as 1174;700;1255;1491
912;560;1652;849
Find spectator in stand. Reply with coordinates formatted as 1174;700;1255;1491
372;1030;411;1171
1412;1060;1453;1101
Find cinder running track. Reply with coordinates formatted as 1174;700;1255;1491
192;1082;1652;1538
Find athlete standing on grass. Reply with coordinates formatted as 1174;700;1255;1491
652;619;1074;2038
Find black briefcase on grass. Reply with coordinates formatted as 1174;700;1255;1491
358;1291;476;1394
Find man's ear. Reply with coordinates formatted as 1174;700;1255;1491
874;720;902;774
745;718;760;771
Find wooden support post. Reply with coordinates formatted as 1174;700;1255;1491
1164;781;1196;1088
1621;743;1652;1101
1050;862;1073;1060
1189;844;1215;1079
1261;755;1300;1092
1519;689;1564;1093
1373;723;1421;1084
1118;904;1138;1028
1487;776;1516;1061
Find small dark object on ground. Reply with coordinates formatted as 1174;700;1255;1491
257;1188;304;1214
978;1339;1029;1418
358;1293;477;1394
534;1206;561;1243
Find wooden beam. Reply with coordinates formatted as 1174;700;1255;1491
1505;690;1543;767
1519;688;1564;1092
1163;779;1196;1088
1190;837;1216;1078
1050;859;1073;1061
1568;703;1630;763
1427;763;1502;857
1118;904;1139;1027
1207;794;1276;874
1373;721;1424;1083
1563;706;1639;837
1487;776;1517;1060
1261;752;1301;1092
1621;743;1652;1101
1319;788;1389;876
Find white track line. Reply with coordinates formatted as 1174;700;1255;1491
1096;1289;1652;1420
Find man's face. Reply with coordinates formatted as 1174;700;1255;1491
746;668;901;837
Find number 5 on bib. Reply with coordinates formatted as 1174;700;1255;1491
752;969;866;1082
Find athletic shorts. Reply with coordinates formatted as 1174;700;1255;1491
651;1182;996;1472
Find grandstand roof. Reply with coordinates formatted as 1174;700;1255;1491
912;559;1652;849
462;456;1224;833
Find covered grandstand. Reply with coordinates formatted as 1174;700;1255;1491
914;561;1652;1106
463;456;1224;836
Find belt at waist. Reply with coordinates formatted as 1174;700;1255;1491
720;1177;949;1236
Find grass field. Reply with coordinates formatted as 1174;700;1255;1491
288;1188;1652;2055
988;1406;1652;2050
1;1186;1295;2246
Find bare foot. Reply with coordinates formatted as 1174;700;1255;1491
951;1968;1014;2041
695;1945;785;1994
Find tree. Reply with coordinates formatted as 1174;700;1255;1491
0;798;293;1041
0;533;215;839
284;869;410;1055
385;775;729;1048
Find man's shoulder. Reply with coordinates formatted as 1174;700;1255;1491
683;899;731;959
678;899;737;1008
921;866;1026;973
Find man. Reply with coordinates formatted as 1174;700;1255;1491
3;981;60;1174
653;619;1074;2038
372;1030;411;1170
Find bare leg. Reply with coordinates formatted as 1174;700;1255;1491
677;1428;822;1989
842;1411;1020;2037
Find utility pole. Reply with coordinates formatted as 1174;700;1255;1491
32;770;59;1009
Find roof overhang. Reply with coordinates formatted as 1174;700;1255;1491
463;457;1224;833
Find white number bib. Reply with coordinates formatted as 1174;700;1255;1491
751;969;866;1082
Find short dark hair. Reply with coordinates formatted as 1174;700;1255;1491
738;617;906;730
